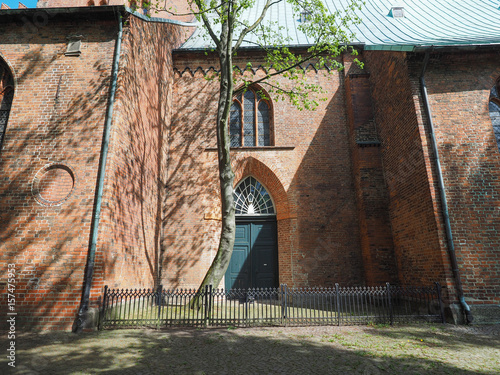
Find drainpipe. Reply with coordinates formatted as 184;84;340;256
419;51;473;324
73;14;123;333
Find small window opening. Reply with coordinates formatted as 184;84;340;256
300;9;312;23
65;39;82;57
389;6;405;18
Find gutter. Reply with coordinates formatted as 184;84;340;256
73;11;123;333
175;42;367;53
419;51;473;324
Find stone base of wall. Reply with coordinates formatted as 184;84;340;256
446;303;500;325
468;305;500;325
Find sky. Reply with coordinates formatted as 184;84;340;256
2;0;38;8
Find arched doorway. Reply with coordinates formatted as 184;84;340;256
225;176;278;290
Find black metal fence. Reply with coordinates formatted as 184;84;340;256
99;282;445;329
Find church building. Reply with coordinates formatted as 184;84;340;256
0;0;499;330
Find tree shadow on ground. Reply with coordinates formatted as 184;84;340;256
4;325;499;375
363;323;500;350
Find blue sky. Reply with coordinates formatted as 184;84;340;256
2;0;38;8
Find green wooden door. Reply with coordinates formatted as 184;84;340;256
225;218;277;290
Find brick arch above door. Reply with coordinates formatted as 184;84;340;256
233;156;295;221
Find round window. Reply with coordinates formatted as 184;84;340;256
33;164;76;206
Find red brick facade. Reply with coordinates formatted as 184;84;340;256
415;52;500;305
168;53;364;289
91;15;185;304
365;50;500;307
0;4;499;330
343;54;398;285
0;11;118;330
0;8;186;330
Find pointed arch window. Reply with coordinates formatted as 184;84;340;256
230;87;272;147
0;60;14;151
489;76;500;153
234;176;275;215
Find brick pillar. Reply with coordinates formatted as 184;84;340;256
344;66;398;285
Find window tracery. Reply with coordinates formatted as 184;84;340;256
230;87;272;147
234;176;275;215
0;60;14;151
489;76;500;152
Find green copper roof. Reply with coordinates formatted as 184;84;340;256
181;0;500;51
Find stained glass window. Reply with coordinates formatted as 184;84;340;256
243;91;255;146
229;87;271;147
490;77;500;153
234;176;275;215
230;102;242;147
0;61;14;151
258;101;270;146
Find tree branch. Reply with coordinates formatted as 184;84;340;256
233;0;284;51
151;1;224;17
233;47;341;96
193;0;221;50
255;80;297;95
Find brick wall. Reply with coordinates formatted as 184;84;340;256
91;15;185;304
416;52;500;305
169;52;364;289
0;15;117;330
366;50;500;306
36;0;196;22
364;51;452;294
37;0;126;7
343;53;398;285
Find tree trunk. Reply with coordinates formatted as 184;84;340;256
190;13;236;309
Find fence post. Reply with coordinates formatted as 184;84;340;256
98;285;108;330
335;283;340;326
435;282;446;324
203;285;213;327
156;284;163;330
203;285;208;326
280;284;288;324
386;282;393;326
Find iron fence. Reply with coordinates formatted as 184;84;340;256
99;282;445;329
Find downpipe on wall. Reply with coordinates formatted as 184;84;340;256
419;51;473;324
73;13;123;333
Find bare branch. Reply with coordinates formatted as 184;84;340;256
251;80;297;95
150;1;224;17
193;0;221;50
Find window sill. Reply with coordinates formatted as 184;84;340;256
204;146;295;152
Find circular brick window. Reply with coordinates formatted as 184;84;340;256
33;164;76;206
